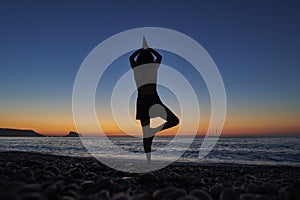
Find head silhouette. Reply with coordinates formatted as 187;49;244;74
136;49;154;65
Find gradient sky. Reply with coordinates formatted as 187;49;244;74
0;0;299;136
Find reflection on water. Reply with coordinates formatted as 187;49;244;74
0;136;299;166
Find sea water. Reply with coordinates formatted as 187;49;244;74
0;136;299;166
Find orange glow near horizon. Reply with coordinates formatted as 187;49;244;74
1;116;299;137
1;104;299;136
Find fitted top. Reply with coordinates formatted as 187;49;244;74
132;63;159;96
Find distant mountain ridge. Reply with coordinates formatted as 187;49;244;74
63;131;81;137
0;128;45;137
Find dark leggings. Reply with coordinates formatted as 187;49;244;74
140;109;179;153
140;119;153;153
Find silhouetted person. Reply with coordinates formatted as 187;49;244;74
130;37;179;164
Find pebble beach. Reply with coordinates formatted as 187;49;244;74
0;151;299;200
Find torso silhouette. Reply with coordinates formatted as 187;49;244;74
130;48;162;96
132;63;159;96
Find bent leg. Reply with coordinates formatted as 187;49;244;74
152;105;179;132
161;106;179;131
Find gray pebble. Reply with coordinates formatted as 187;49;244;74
64;183;81;191
178;195;199;200
209;184;225;197
278;188;289;200
3;181;27;192
109;182;122;193
163;188;187;199
111;192;129;200
43;183;58;197
0;192;20;200
201;169;211;177
239;193;256;200
236;176;246;184
216;176;225;182
131;193;149;200
69;168;83;179
80;180;98;192
43;170;56;180
247;183;259;193
20;192;47;200
97;177;112;189
190;189;213;200
153;187;177;200
161;181;173;188
255;194;270;200
18;184;41;193
44;165;60;174
6;162;18;168
220;189;239;200
91;163;103;172
259;182;278;194
131;188;145;195
137;173;157;184
96;189;110;199
61;195;76;200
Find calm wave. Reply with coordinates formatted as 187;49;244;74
0;136;299;166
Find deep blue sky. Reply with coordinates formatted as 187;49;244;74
0;0;299;134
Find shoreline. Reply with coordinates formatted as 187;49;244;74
2;150;300;169
1;149;300;168
0;151;299;200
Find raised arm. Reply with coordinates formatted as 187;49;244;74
148;48;162;64
129;48;143;67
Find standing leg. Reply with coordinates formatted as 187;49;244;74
140;119;153;164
